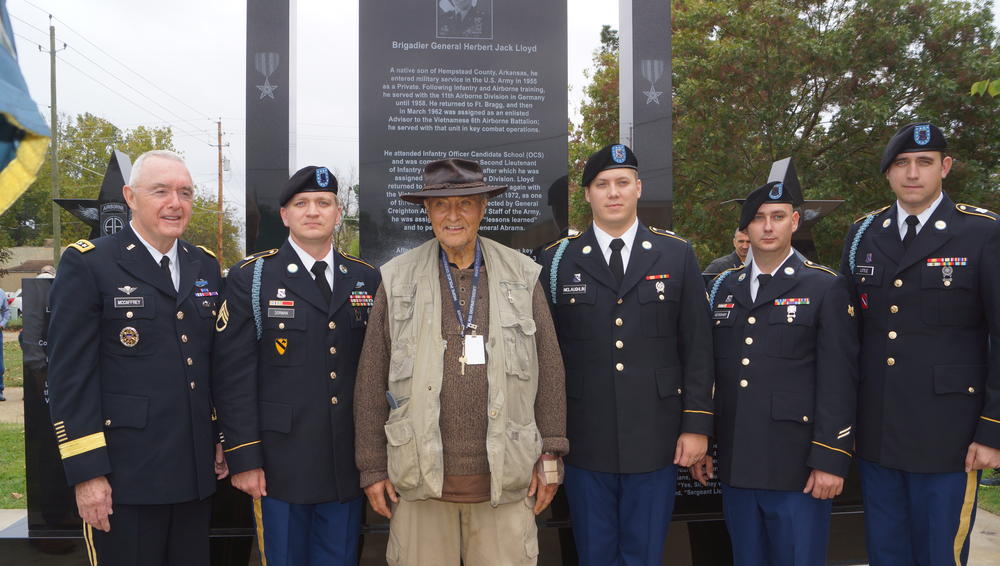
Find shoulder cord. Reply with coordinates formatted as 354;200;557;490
848;214;876;273
549;239;570;305
251;258;265;340
707;269;733;312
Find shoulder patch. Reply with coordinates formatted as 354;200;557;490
338;250;375;269
196;245;217;259
68;239;95;254
853;205;891;224
956;203;999;221
543;232;581;251
803;260;838;277
239;249;278;269
649;226;689;243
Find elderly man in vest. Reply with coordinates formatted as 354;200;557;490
355;158;568;566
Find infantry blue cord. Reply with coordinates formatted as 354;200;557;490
252;258;264;340
849;214;876;273
549;239;570;305
708;269;733;312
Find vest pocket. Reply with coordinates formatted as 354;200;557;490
500;311;537;377
500;422;542;492
384;418;421;491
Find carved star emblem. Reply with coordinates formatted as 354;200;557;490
643;86;663;104
256;77;278;100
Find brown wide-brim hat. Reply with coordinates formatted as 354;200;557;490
401;158;508;204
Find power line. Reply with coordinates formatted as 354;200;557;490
55;54;213;146
20;0;211;121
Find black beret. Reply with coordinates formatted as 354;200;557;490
279;166;338;207
880;122;947;174
738;181;803;230
581;143;638;187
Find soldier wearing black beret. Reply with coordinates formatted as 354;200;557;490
840;122;1000;565
696;180;858;565
47;150;226;566
213;165;379;565
539;143;714;565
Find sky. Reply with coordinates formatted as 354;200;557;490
6;1;1000;230
6;0;618;224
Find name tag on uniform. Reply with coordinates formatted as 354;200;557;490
561;284;587;294
854;265;875;276
464;334;486;365
114;297;144;308
267;308;295;318
713;310;731;319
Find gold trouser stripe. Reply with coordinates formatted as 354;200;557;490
224;440;261;453
83;521;98;566
59;432;107;459
811;440;852;458
253;498;267;566
953;471;977;565
683;410;714;415
980;415;1000;425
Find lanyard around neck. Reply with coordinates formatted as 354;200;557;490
440;239;482;336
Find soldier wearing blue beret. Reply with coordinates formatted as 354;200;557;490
47;150;227;566
539;143;714;565
212;166;379;565
841;122;1000;565
696;181;858;565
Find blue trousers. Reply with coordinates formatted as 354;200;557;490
563;464;677;566
721;483;832;566
859;459;979;566
253;496;363;566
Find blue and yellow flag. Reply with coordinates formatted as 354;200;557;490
0;0;50;215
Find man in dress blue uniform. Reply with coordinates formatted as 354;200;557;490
840;122;1000;565
539;144;714;565
47;150;227;566
694;181;858;565
213;166;380;565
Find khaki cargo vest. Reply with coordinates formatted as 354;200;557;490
379;236;542;506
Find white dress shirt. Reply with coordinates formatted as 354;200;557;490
593;219;640;273
130;221;179;291
288;237;334;291
895;191;943;239
750;249;795;301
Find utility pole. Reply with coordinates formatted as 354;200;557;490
213;119;228;261
45;17;66;265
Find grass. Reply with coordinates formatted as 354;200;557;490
0;423;26;509
2;338;22;388
979;469;1000;515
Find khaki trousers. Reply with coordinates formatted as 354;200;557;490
386;497;539;566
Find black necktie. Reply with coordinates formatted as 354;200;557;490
902;215;919;249
159;256;174;291
311;261;332;304
609;238;625;286
756;274;772;300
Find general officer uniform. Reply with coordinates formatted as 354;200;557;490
840;123;1000;565
47;223;222;566
538;144;714;566
212;167;380;566
708;182;858;566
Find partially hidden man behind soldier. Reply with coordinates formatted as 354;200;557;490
355;158;568;566
703;227;750;282
841;122;1000;565
694;180;858;565
538;144;714;565
47;150;228;566
212;166;379;565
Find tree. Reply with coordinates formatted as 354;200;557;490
672;0;1000;266
0;113;243;266
568;25;620;229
